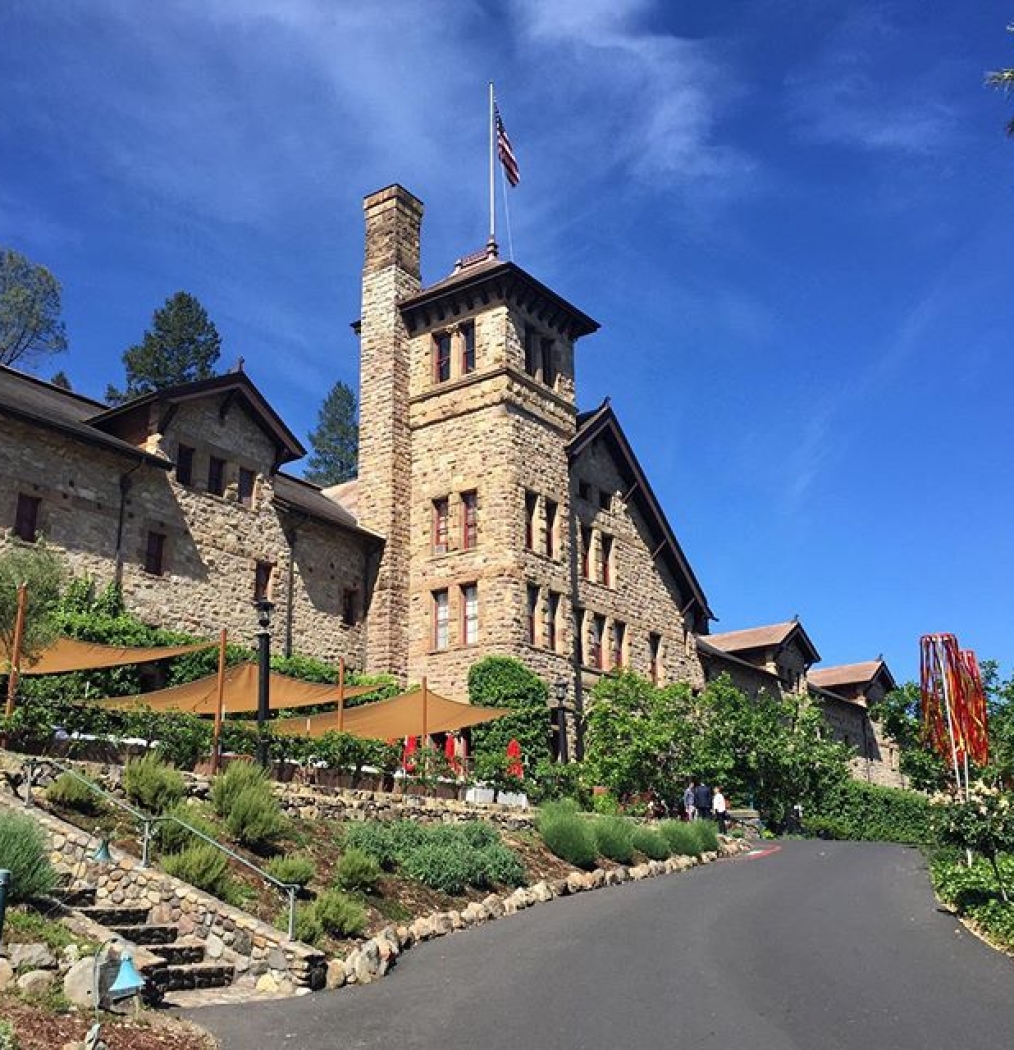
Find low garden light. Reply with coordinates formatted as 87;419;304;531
553;679;569;764
92;836;113;864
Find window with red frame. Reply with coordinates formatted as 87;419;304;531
145;531;166;576
526;584;539;646
590;613;605;669
461;490;477;549
649;632;662;685
433;589;449;649
433;332;452;383
207;455;226;497
544;498;558;558
432;497;449;554
611;620;626;669
600;533;613;586
547;592;560;652
13;494;40;543
461;583;479;645
176;444;194;486
461;321;475;375
580;524;593;579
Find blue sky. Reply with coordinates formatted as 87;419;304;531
1;0;1012;683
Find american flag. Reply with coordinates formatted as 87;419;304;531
495;103;520;187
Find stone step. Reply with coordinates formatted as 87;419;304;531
79;904;151;927
61;885;97;908
153;943;206;966
109;923;178;946
149;962;236;992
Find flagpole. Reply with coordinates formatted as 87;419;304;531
488;81;495;248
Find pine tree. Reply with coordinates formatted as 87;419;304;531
50;370;72;390
305;381;358;486
106;291;221;403
0;247;68;368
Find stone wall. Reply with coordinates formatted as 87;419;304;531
0;790;324;990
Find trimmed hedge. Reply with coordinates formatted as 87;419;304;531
593;816;635;864
659;820;702;858
810;780;933;845
632;825;670;861
537;800;597;869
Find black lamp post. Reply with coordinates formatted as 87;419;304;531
255;598;275;769
553;678;569;764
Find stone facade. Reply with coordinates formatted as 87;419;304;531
0;368;378;664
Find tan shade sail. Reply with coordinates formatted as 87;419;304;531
273;686;512;741
1;636;216;676
96;662;377;716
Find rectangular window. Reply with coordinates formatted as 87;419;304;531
13;494;40;543
590;613;605;670
433;332;452;383
526;584;539;646
461;490;478;549
600;534;613;587
544;498;558;558
612;621;626;669
462;583;479;645
578;480;592;502
254;560;274;602
547;592;560;653
176;444;194;486
574;606;585;665
541;338;555;387
580;524;593;579
238;468;256;508
145;531;166;576
432;497;449;554
649;632;662;685
433;589;449;650
524;490;538;550
208;456;226;497
461;321;476;375
598;489;612;512
524;326;538;376
342;588;358;626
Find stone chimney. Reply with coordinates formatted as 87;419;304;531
357;185;423;681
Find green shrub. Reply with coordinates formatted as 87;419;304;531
475;843;526;887
401;841;479;894
693;820;720;853
225;786;285;850
333;847;381;893
265;855;316;888
591;792;622;816
314;889;367;938
0;1017;18;1050
155;800;219;854
810;781;933;845
45;772;104;815
290;903;324;946
593;816;634;864
632;825;670;861
342;821;398;869
211;761;269;818
536;801;597;869
123;753;184;814
163;843;233;899
931;851;1014;951
453;821;499;850
0;811;57;903
659;820;702;857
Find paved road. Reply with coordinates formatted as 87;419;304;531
191;840;1014;1050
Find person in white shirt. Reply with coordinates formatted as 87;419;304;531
712;786;728;833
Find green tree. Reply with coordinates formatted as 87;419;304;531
987;25;1014;135
0;541;64;663
304;380;358;485
107;291;221;403
50;370;72;389
468;656;551;782
870;682;949;792
0;248;68;368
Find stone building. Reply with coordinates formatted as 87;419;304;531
1;180;903;774
0;365;380;662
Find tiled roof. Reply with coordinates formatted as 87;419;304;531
808;661;894;691
0;365;171;467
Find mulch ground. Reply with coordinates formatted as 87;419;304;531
0;995;217;1050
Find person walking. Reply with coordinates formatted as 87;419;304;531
713;785;728;833
682;779;696;822
693;779;713;821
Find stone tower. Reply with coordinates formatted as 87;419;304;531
357;185;424;679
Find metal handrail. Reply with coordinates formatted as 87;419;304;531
23;756;299;940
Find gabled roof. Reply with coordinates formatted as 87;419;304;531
273;472;381;543
398;257;599;341
568;400;714;625
88;371;306;466
704;620;821;665
809;660;896;693
696;636;782;682
322;478;359;521
0;365;171;468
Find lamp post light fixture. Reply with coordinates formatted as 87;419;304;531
255;598;275;769
553;678;569;765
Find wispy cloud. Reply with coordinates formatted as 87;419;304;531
785;7;959;156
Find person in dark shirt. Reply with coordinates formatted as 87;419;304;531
693;779;713;821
